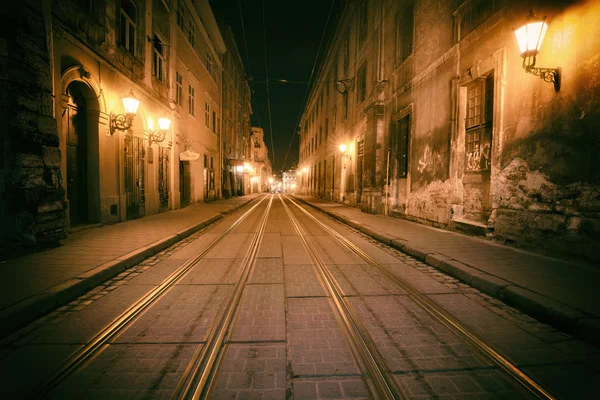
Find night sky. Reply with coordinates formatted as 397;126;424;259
210;0;340;174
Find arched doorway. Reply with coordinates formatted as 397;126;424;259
64;81;101;226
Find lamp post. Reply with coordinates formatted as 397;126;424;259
514;11;560;91
110;89;140;135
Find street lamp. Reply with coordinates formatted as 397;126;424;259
110;89;140;135
514;11;560;91
148;116;171;146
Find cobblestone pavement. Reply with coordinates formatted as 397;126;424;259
0;195;598;399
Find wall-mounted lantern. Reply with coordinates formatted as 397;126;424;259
339;143;352;168
514;11;560;91
148;116;171;146
110;89;141;135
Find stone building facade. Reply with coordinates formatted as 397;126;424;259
0;0;252;258
220;25;252;198
299;0;600;262
250;127;272;193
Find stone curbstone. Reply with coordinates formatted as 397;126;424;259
502;286;587;328
437;258;479;284
390;239;407;251
401;245;430;262
359;226;394;245
470;273;512;298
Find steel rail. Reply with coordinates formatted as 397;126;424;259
34;195;269;399
285;195;558;400
280;195;404;400
172;195;274;400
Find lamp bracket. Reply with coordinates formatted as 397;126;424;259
109;112;134;135
524;65;560;92
148;129;168;146
522;55;560;92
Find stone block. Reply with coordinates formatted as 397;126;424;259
12;153;43;168
42;146;61;167
38;115;58;135
11;166;44;188
33;217;67;233
37;200;63;214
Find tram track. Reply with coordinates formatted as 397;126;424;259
280;194;403;400
33;194;269;398
283;194;558;400
171;194;273;400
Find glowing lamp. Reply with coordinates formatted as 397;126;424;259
514;12;560;91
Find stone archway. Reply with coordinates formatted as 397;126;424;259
61;67;104;226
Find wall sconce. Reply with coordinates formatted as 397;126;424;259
514;12;560;91
302;167;308;174
110;90;140;135
148;116;171;146
339;143;352;168
236;165;244;173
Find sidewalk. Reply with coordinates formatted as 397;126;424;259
0;194;262;337
294;195;600;346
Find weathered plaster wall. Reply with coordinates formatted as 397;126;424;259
0;1;67;258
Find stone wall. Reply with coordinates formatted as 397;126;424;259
493;158;600;262
0;1;66;259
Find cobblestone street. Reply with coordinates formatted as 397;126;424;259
1;195;598;399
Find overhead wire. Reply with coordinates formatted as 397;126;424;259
237;0;264;131
261;0;276;171
279;0;337;173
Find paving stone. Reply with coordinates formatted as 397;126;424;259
113;285;232;344
210;344;286;399
284;265;326;297
230;285;285;342
178;258;243;285
293;377;369;399
48;344;197;399
327;264;404;296
249;258;284;284
287;298;359;376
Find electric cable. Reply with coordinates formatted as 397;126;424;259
261;0;276;171
280;0;337;173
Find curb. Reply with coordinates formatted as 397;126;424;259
294;196;600;348
0;197;256;339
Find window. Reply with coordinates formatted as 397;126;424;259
175;72;183;106
152;35;165;82
457;0;505;41
359;0;368;45
465;74;494;172
188;85;195;116
325;117;328;139
119;0;137;54
206;52;213;74
205;102;210;127
396;3;414;62
343;93;349;120
357;64;367;103
343;31;350;75
332;106;337;128
188;21;195;47
177;0;184;29
392;115;410;178
212;111;216;133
